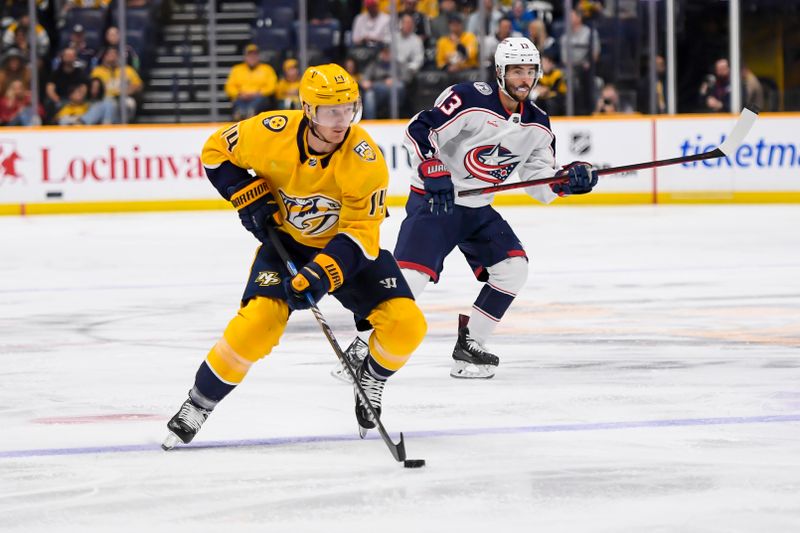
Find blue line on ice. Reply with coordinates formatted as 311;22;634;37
2;414;798;459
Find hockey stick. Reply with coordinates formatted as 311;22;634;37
458;107;759;198
265;225;408;463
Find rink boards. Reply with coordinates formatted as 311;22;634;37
0;113;798;215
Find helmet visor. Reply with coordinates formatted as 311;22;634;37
312;102;359;128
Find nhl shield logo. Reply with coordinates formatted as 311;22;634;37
570;131;592;156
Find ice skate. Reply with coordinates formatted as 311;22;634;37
354;360;385;438
330;337;370;383
450;314;500;379
162;398;211;450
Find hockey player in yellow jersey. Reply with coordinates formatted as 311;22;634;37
163;63;426;449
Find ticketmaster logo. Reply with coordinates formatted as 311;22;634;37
680;135;799;168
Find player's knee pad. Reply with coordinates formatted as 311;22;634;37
366;297;427;371
400;267;430;298
486;256;528;295
225;296;288;362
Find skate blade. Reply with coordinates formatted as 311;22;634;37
330;363;355;384
161;431;182;451
358;424;369;439
450;360;496;379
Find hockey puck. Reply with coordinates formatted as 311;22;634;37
403;459;426;468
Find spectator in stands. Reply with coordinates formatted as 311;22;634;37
481;17;514;70
352;0;390;47
54;83;90;125
527;19;556;58
2;14;50;58
698;58;731;113
307;0;336;24
361;43;405;119
435;13;478;74
61;25;97;69
0;49;31;97
508;0;535;36
90;46;143;122
594;82;632;114
97;26;140;71
45;47;87;118
637;54;666;114
275;58;301;110
343;56;362;87
224;44;277;121
532;52;566;116
396;13;424;84
429;0;457;43
467;0;504;39
60;0;113;21
560;8;600;115
400;0;431;44
0;79;40;126
559;8;600;67
742;65;764;112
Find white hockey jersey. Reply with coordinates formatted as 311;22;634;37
404;81;559;208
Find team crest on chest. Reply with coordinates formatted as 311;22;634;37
463;144;520;184
279;190;341;235
353;140;377;162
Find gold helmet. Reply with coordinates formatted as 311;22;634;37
299;63;361;126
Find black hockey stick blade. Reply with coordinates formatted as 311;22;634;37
458;107;759;198
265;225;408;464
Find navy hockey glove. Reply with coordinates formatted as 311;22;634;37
284;253;343;311
419;158;454;215
228;178;281;242
551;161;598;196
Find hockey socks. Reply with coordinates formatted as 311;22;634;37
469;282;516;343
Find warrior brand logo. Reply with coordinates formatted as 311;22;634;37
230;180;269;209
379;277;397;289
279;189;341;236
0;140;23;184
255;271;281;287
463;144;520;184
353;140;377;162
570;131;592;155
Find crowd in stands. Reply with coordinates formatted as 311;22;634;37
0;0;156;126
0;0;777;127
240;0;771;122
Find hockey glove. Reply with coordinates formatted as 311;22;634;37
228;178;281;242
551;161;598;196
419;158;454;215
284;253;344;311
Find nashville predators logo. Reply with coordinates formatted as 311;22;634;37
279;190;341;236
354;140;376;162
263;115;288;132
255;271;281;287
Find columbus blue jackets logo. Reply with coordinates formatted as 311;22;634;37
279;190;341;236
463;144;520;184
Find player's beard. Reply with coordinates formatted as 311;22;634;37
507;82;532;103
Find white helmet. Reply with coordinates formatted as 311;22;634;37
495;37;542;99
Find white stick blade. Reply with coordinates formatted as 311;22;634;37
718;108;758;156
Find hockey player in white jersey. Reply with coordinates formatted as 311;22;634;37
334;37;598;380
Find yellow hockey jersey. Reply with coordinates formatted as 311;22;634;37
202;110;389;260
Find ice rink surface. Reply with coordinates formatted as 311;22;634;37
1;204;799;532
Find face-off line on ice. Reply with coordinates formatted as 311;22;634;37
161;37;757;468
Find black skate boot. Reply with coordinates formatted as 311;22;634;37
162;397;211;450
331;337;370;383
354;359;386;438
450;314;500;379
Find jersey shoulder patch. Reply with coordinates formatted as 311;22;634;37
473;82;493;96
